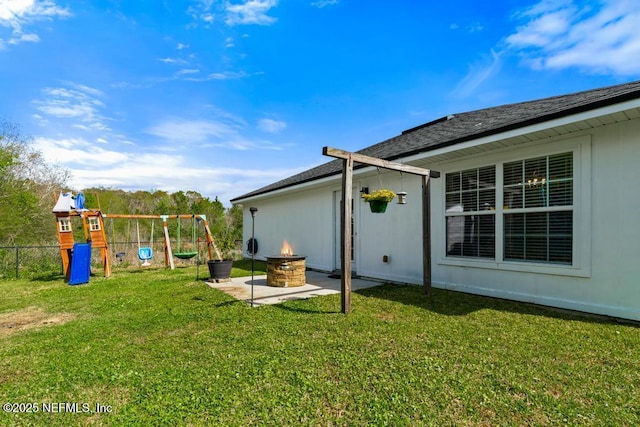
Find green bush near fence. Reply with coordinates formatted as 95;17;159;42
0;246;62;280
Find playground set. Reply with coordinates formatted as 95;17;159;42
52;192;222;284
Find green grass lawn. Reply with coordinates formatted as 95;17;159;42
1;262;639;426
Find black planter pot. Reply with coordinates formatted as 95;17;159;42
208;259;233;280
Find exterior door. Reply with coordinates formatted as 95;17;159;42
334;190;357;272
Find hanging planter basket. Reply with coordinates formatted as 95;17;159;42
362;189;395;214
368;200;389;213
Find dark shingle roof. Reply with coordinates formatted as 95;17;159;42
232;80;640;202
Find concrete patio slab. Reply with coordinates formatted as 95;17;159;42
205;270;381;306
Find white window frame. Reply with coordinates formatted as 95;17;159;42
437;135;591;278
444;165;496;259
88;217;101;231
58;217;72;233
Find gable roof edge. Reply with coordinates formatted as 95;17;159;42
231;80;640;203
386;96;640;162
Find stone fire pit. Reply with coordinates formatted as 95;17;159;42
265;255;306;287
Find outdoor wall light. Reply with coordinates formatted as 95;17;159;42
397;191;407;204
360;187;369;195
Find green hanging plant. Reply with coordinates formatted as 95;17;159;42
361;189;396;203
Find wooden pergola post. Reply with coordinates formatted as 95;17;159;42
340;154;354;313
422;175;432;295
323;147;439;313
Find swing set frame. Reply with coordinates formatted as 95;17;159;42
102;214;221;274
53;192;221;280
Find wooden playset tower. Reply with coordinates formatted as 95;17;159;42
53;192;111;280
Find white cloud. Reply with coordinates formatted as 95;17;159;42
506;0;640;75
177;68;200;76
1;0;34;20
68;82;103;97
257;118;286;133
451;49;502;98
189;0;278;28
184;70;250;81
158;57;189;65
33;134;306;204
201;12;214;23
36;100;92;118
507;0;574;48
208;71;246;79
32;137;128;167
449;22;483;33
146;118;241;144
9;31;38;44
69;161;308;205
146;115;288;151
33;83;110;131
311;0;338;7
225;0;278;26
0;0;70;47
467;23;484;33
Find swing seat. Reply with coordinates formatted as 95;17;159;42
174;251;197;260
138;247;153;261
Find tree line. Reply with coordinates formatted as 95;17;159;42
0;117;242;253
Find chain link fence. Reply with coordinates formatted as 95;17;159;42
0;241;216;280
0;245;63;280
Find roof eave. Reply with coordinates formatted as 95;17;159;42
231;86;640;203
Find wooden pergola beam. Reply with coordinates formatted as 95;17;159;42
323;147;440;178
323;146;439;313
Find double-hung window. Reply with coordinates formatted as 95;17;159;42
445;166;496;258
503;153;573;264
445;152;574;266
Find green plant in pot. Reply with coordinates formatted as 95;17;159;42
361;189;396;213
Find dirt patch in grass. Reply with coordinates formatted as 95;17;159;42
0;306;76;336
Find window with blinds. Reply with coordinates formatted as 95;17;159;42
503;152;573;264
445;166;496;258
444;152;574;265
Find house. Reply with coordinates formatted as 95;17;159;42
231;80;640;321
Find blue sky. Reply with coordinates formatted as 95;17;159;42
1;0;639;205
